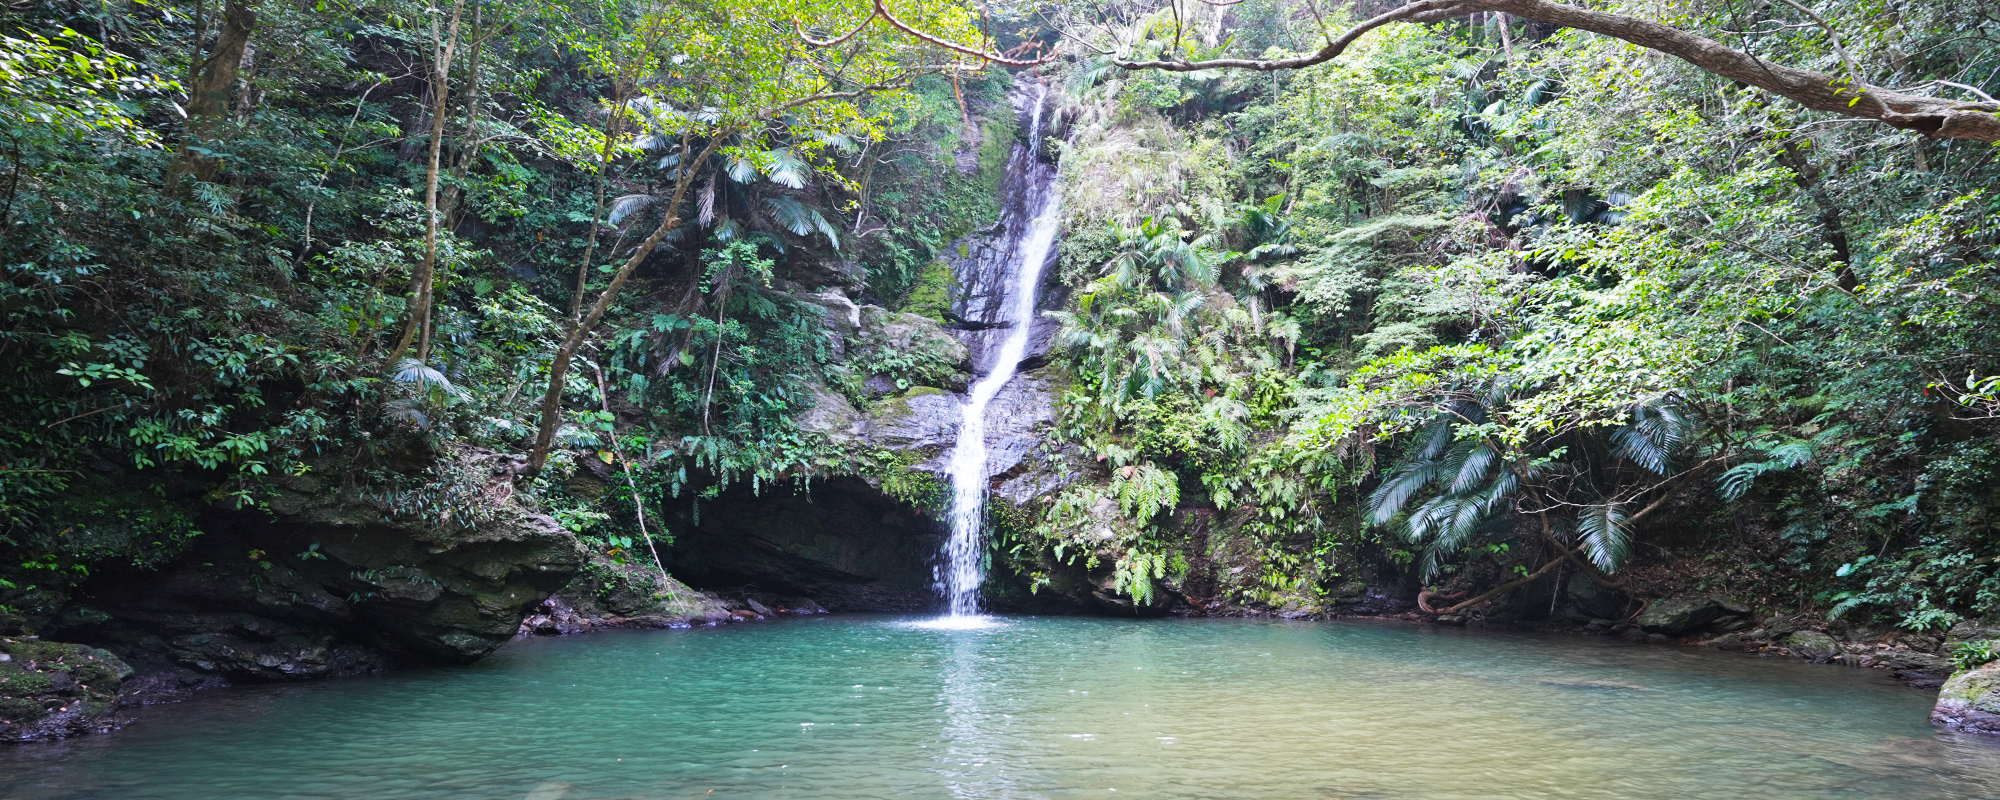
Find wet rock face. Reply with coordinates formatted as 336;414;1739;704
1933;660;2000;734
664;477;944;612
52;478;583;681
0;638;132;742
864;387;963;454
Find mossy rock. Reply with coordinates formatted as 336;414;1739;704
0;638;132;742
1932;660;2000;734
1782;630;1843;657
900;259;955;323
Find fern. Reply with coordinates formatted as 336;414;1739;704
1717;440;1814;501
1114;549;1169;606
1111;463;1180;522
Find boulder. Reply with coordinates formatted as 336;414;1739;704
1944;620;2000;652
797;383;865;444
1783;630;1844;658
523;560;734;634
867;307;971;372
1566;574;1632;620
0;638;132;741
1932;660;2000;734
1634;596;1750;636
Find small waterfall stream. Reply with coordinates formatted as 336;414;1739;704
936;80;1061;619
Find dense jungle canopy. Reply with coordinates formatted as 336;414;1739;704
2;0;1998;642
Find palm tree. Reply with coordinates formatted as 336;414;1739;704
1366;387;1701;614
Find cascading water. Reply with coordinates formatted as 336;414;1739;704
936;81;1061;620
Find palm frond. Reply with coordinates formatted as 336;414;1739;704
1577;502;1633;570
762;148;810;189
392;357;450;390
1401;495;1459;544
607;193;654;226
1368;457;1442;526
1448;443;1497;494
1416;418;1454;460
762;197;840;249
1613;402;1690;475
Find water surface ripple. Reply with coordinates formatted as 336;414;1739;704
3;616;1997;799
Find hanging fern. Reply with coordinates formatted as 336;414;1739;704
1114;549;1169;606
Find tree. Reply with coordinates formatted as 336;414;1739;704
520;0;988;475
385;0;467;366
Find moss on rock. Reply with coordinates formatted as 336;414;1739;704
0;637;132;742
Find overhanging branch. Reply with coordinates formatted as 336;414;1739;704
876;0;1058;66
1110;0;2000;142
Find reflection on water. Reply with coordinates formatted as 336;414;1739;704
2;616;1997;800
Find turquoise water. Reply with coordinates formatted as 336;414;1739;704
3;616;1997;799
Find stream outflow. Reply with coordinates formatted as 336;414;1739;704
938;81;1060;619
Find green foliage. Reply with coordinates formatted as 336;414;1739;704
1954;640;1999;672
1024;0;2000;624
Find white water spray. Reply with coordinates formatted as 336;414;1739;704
937;83;1060;619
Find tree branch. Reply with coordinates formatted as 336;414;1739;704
870;0;1057;67
1434;549;1572;614
797;11;879;49
1110;0;2000;142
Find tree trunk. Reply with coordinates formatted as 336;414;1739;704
441;2;485;229
570;95;633;322
525;137;727;476
388;0;467;367
1773;138;1858;291
171;0;257;184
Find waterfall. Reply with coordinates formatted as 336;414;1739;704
936;81;1061;619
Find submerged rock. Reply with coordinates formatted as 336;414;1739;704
0;638;132;742
1932;660;2000;734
